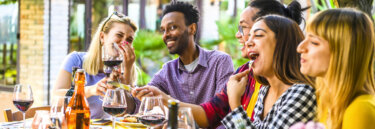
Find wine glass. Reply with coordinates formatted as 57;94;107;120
178;107;196;129
102;42;123;78
138;96;166;129
102;88;127;129
13;84;33;128
31;110;51;129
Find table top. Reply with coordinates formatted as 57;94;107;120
0;119;147;129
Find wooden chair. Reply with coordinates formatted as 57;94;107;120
3;106;51;122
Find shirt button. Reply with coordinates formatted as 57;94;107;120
190;91;194;95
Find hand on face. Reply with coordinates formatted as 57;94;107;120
119;41;135;69
227;69;250;109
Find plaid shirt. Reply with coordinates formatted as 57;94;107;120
221;84;316;129
200;62;260;128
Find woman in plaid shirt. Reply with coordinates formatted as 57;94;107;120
221;14;317;129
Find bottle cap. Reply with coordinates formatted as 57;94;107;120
77;69;84;72
168;99;179;105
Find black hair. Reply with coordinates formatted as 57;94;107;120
162;1;200;26
249;0;308;25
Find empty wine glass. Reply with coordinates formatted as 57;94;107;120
31;110;51;129
178;107;196;129
102;88;127;129
138;96;166;129
13;84;33;128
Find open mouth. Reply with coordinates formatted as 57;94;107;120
166;40;175;48
249;53;259;60
248;53;259;68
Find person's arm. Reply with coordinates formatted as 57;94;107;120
52;52;79;96
342;96;375;129
227;69;250;110
118;42;135;85
52;69;72;96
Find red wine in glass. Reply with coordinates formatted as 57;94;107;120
138;114;165;126
13;100;34;112
103;105;127;116
103;60;123;77
13;84;33;129
103;60;123;68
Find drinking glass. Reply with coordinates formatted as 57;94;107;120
102;42;123;78
31;110;51;129
138;96;166;129
102;89;127;129
178;107;196;129
50;96;71;129
13;84;34;128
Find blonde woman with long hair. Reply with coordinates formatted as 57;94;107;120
53;12;138;119
297;8;375;129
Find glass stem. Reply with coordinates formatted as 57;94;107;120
23;112;26;128
112;116;115;129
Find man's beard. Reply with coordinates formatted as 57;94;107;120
169;30;190;55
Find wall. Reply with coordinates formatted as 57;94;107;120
19;0;45;107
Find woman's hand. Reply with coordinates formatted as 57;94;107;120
85;78;115;98
227;69;250;110
120;41;135;69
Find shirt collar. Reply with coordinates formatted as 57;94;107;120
177;45;208;71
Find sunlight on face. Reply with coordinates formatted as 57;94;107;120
236;7;260;58
297;32;330;77
101;22;135;46
246;20;277;77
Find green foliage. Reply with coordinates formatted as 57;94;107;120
132;30;171;85
311;0;337;12
0;44;17;85
0;0;17;5
220;1;228;11
201;12;248;68
133;30;170;66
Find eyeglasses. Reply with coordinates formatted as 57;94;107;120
101;11;123;32
238;25;244;36
238;25;250;37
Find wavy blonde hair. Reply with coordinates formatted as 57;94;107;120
307;8;375;129
83;13;138;84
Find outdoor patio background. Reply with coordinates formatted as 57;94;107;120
1;0;374;122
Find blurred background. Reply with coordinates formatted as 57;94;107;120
0;0;374;122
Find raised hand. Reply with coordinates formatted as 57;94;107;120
227;69;250;110
119;41;136;70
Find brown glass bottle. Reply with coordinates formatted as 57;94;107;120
65;69;90;129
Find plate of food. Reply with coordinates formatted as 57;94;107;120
116;115;147;128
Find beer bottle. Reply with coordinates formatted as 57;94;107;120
65;69;90;129
167;99;179;129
